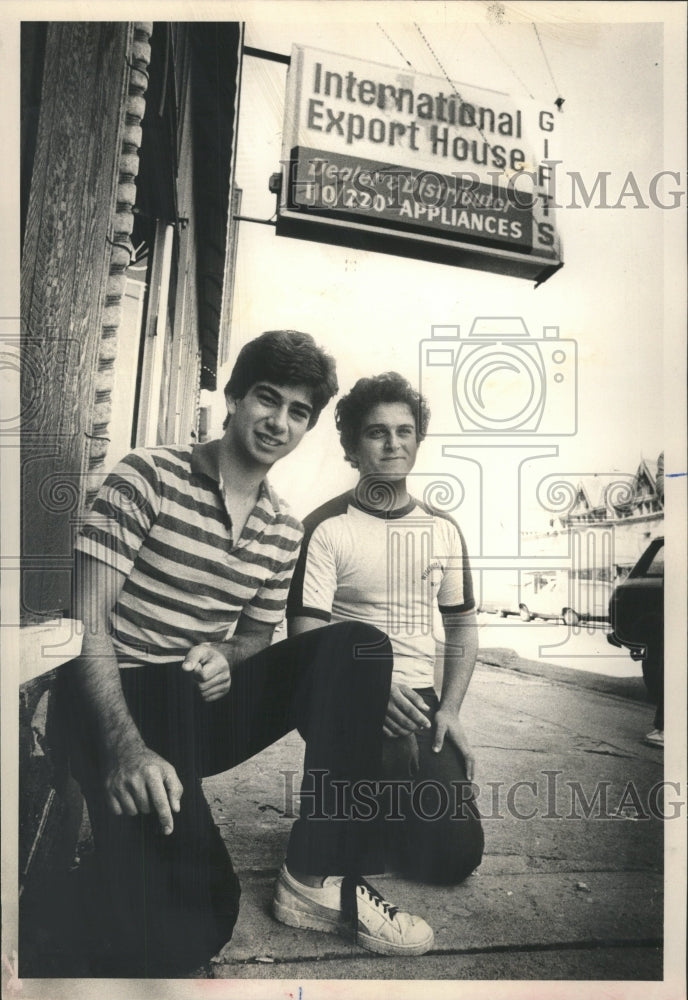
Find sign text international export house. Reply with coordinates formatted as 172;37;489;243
276;45;563;283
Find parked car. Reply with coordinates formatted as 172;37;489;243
479;571;614;625
476;575;519;617
516;573;615;625
607;537;664;666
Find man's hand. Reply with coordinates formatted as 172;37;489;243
182;643;232;702
383;683;432;737
432;708;475;781
105;740;183;836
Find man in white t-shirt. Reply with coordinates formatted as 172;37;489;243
286;372;484;885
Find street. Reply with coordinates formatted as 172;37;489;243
203;648;665;982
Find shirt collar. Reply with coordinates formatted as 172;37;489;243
190;440;280;517
255;476;280;517
190;439;221;481
349;490;417;520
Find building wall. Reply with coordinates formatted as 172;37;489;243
21;22;242;621
152;48;202;449
21;22;152;620
522;512;664;574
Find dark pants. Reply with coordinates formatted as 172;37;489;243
642;640;664;731
64;622;393;977
380;689;484;884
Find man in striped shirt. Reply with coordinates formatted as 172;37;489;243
68;331;433;977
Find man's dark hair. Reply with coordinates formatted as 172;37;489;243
335;372;431;467
223;330;338;429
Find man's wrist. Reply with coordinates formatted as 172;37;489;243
437;700;461;716
103;723;146;759
211;641;235;668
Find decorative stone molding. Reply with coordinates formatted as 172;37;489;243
84;23;152;499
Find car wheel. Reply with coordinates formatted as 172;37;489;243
562;608;579;626
519;605;532;622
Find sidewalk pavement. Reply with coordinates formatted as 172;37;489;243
204;649;665;982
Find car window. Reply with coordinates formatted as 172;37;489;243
645;546;664;577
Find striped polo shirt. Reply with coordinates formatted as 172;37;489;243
75;441;303;668
287;491;474;689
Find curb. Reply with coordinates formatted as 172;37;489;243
477;648;649;704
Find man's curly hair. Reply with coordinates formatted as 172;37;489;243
334;372;431;467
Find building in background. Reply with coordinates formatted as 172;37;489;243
557;458;664;575
481;457;665;622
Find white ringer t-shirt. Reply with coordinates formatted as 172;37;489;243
287;491;475;689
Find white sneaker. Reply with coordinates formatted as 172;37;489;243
643;729;664;748
272;864;434;956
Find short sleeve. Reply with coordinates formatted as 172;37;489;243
436;516;475;614
74;450;161;578
242;528;304;624
286;523;338;622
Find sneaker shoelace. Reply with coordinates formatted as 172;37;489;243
341;875;399;942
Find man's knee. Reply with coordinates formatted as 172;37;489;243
326;621;391;656
447;781;485;880
409;817;484;884
406;782;485;885
314;623;393;688
444;814;485;883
